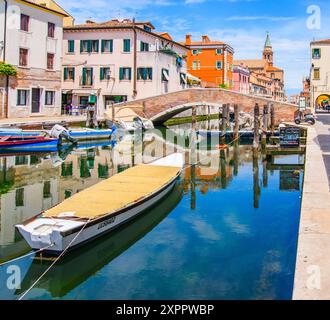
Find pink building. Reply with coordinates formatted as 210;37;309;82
233;64;250;94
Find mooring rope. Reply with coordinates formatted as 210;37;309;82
0;244;55;268
18;218;91;301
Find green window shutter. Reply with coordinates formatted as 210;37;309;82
95;41;99;53
124;39;130;52
142;68;147;80
82;68;86;85
90;68;94;84
137;68;141;80
128;68;132;80
149;68;152;80
87;40;92;53
72;67;75;80
64;67;68;80
68;40;74;53
101;40;105;53
140;41;143;51
110;40;113;53
80;40;83;53
100;67;104;80
119;67;123;80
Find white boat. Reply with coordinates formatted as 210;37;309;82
17;153;184;255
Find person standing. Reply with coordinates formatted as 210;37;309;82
86;103;97;128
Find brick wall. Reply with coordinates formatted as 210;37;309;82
119;88;298;125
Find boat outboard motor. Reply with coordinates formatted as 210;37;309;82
50;124;77;145
134;117;146;131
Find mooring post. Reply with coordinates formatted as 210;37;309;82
111;102;115;123
220;104;228;145
253;103;260;150
192;105;197;131
233;140;239;176
253;149;260;209
234;104;239;141
270;103;275;134
261;104;269;150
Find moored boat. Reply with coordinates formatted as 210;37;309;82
0;136;59;152
17;153;184;255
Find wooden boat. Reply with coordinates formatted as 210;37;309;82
15;185;183;298
0;136;58;152
17;153;184;255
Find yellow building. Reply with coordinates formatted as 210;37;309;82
32;0;74;26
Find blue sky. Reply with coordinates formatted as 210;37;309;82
57;0;330;95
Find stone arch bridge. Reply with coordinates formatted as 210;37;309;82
115;88;298;125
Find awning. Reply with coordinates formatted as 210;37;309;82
186;73;201;83
181;74;187;84
162;70;169;81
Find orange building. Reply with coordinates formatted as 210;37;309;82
184;35;235;88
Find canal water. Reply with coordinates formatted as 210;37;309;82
0;120;304;300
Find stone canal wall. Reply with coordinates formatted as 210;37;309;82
293;120;330;300
119;88;298;124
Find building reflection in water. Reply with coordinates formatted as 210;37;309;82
0;127;304;264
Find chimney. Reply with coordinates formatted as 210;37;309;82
202;35;210;43
86;20;95;24
185;34;191;46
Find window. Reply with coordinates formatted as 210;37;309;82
123;39;131;53
101;40;113;53
137;67;152;80
68;40;75;53
161;68;169;82
64;67;75;81
100;67;111;80
43;181;51;198
80;40;99;53
180;73;187;85
144;25;152;32
19;48;28;67
82;68;94;86
91;40;99;53
312;48;321;59
119;67;132;80
20;14;29;32
16;188;24;207
17;90;28;106
313;67;320;80
140;41;149;52
45;91;55;105
216;61;222;70
192;60;200;70
81;40;90;53
192;49;199;55
48;22;55;38
79;96;89;106
47;53;54;70
216;48;223;55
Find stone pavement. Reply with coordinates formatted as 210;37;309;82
293;114;330;300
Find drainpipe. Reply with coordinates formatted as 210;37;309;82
3;0;7;62
132;18;137;98
3;0;9;118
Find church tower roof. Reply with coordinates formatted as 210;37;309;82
264;32;272;48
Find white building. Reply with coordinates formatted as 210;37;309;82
0;0;67;118
310;39;330;109
62;19;188;116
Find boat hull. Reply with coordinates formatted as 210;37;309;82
17;175;179;255
0;138;58;152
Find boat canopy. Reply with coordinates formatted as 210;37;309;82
43;164;181;220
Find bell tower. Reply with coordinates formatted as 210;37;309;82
263;32;273;66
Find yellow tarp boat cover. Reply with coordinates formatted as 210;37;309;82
43;164;181;220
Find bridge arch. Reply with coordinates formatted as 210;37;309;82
150;102;227;124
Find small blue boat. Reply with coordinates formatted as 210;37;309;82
0;127;116;141
0;136;59;153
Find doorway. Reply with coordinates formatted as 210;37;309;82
31;88;41;113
